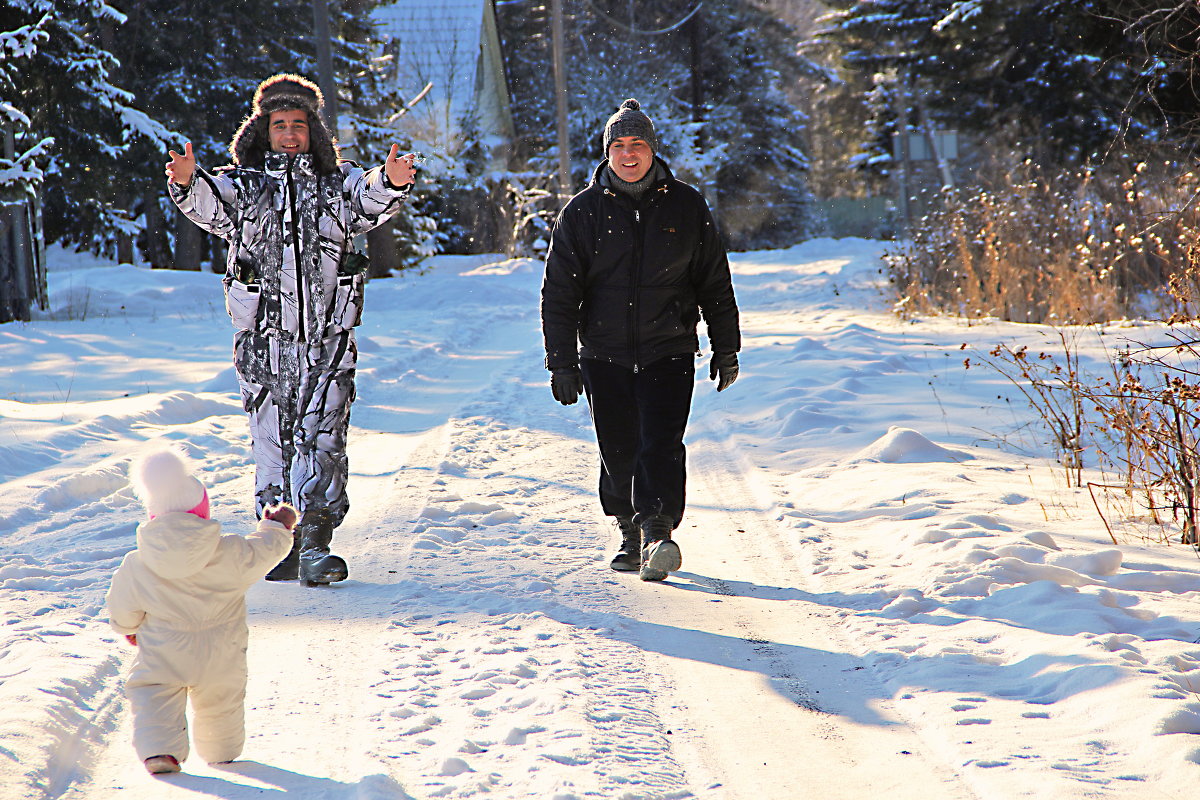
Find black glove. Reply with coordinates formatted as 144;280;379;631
709;352;739;392
551;366;584;405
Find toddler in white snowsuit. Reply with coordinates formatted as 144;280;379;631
106;449;295;774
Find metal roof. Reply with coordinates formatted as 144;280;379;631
372;0;488;128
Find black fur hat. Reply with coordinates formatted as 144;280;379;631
230;73;340;173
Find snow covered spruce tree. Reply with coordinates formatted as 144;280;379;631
817;0;1166;167
5;0;175;269
0;11;52;322
496;0;816;249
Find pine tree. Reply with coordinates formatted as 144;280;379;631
817;0;1187;166
0;10;55;322
0;14;52;204
7;0;177;261
692;4;815;247
496;0;816;248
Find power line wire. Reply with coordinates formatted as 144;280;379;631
581;0;703;35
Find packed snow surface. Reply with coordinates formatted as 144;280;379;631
2;238;1199;799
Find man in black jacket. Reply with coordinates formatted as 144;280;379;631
541;98;741;582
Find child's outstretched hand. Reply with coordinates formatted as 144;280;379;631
264;504;298;530
125;634;138;646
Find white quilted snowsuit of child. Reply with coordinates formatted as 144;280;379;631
106;514;292;763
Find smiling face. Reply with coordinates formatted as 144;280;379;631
607;136;654;183
267;109;310;155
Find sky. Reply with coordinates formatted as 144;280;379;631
1;238;1199;799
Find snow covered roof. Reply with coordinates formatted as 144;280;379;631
371;0;514;164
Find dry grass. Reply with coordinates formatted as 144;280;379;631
946;160;1200;548
888;160;1200;325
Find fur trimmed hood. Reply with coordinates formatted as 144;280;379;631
230;73;340;174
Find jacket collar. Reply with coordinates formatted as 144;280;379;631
591;155;673;196
263;152;316;176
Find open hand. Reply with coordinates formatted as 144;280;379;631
166;142;195;187
384;144;417;188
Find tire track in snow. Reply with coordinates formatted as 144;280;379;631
638;428;979;799
698;574;831;719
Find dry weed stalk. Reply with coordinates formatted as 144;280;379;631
1081;244;1200;546
917;155;1200;547
967;244;1200;548
890;160;1196;324
963;332;1086;487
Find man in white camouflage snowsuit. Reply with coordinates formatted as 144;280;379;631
166;74;417;585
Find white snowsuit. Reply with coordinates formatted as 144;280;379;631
106;514;292;763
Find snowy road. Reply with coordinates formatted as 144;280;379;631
4;242;1200;799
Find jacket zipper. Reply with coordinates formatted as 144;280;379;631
630;206;642;373
286;157;306;343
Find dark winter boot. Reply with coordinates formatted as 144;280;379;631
297;508;348;586
638;514;681;582
264;530;300;581
609;516;641;572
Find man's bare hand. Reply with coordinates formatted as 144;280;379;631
166;142;196;187
384;144;417;189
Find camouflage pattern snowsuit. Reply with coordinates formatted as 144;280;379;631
169;152;407;526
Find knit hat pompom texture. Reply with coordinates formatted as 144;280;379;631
132;450;207;519
603;98;657;156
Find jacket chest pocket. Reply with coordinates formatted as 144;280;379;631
652;219;693;280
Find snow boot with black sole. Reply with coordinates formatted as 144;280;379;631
296;508;348;586
609;516;641;572
638;513;681;582
264;530;300;581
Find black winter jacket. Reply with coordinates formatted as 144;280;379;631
541;158;740;371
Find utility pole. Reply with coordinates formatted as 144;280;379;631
896;73;912;233
689;7;702;140
551;0;571;201
312;0;340;132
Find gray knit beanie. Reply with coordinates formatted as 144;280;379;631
602;98;658;156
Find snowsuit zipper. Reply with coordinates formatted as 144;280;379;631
285;157;306;343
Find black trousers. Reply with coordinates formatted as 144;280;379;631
580;354;695;529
